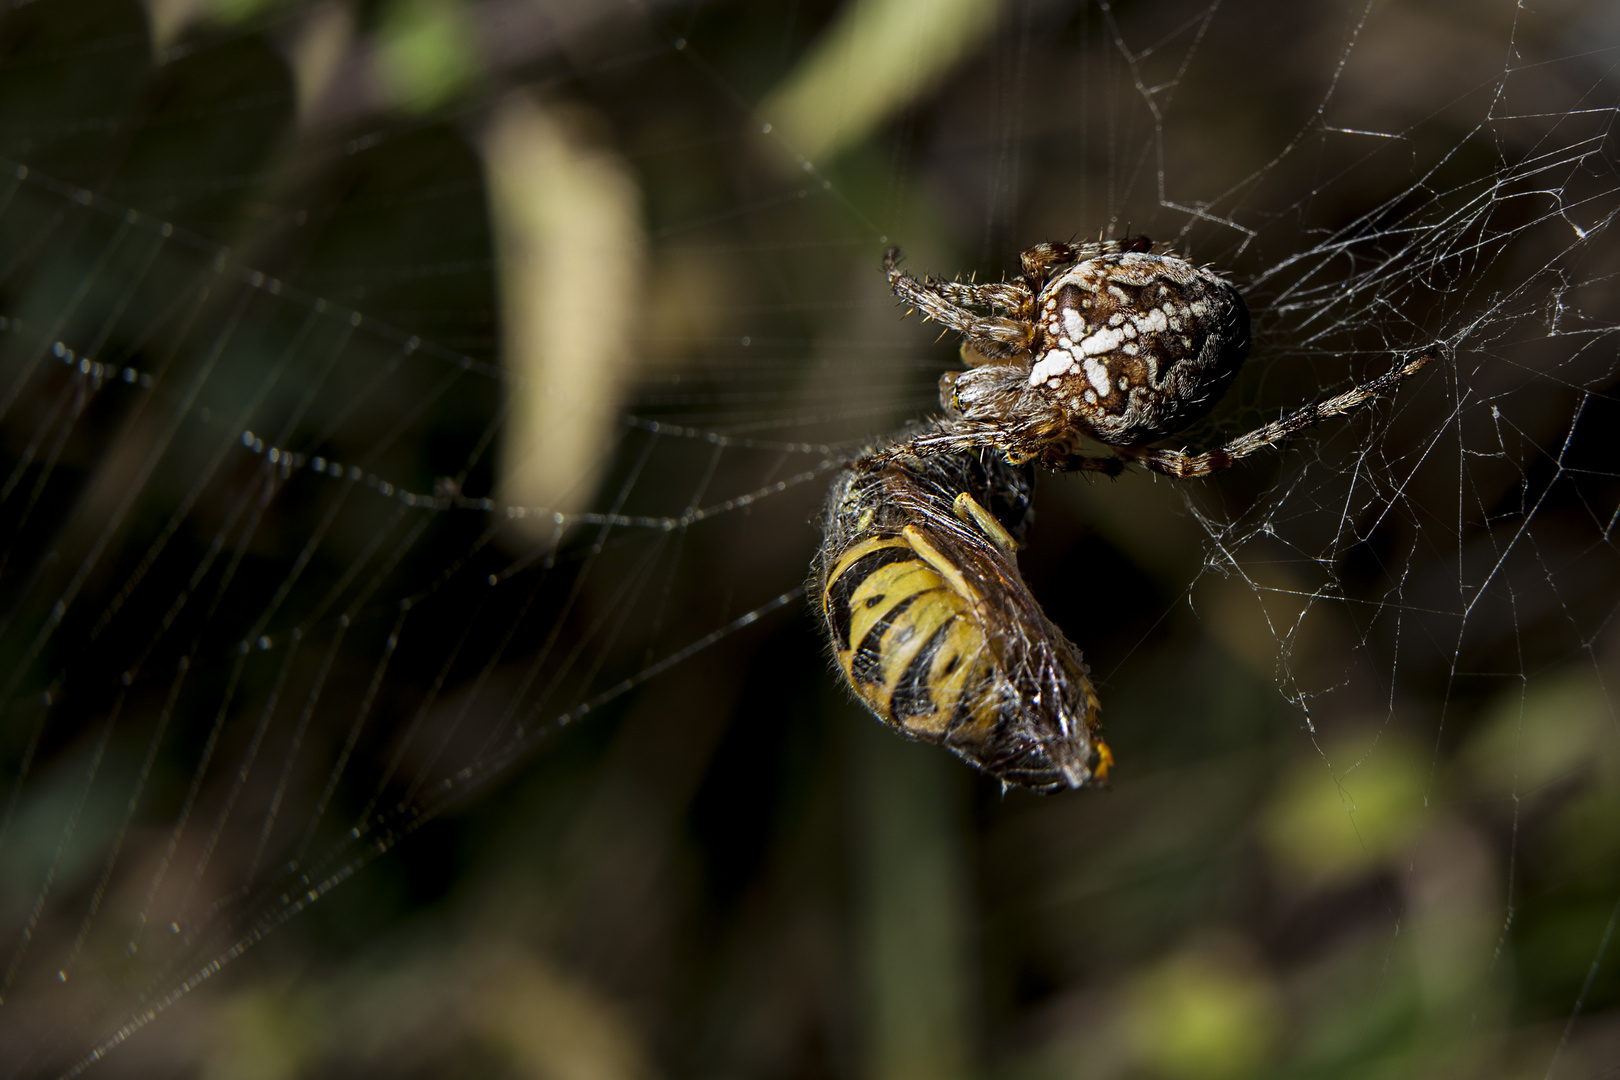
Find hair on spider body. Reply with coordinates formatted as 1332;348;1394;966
814;430;1111;793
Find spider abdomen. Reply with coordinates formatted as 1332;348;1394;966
1026;252;1250;446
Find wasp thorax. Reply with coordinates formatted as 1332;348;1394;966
1024;252;1250;446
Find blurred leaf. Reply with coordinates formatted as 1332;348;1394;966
374;0;479;113
759;0;999;168
1550;784;1620;877
1126;945;1280;1079
1463;665;1613;800
481;95;645;528
202;0;283;27
1261;737;1427;886
474;950;660;1080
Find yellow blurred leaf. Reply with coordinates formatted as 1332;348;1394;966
203;988;320;1080
480;95;645;534
474;951;658;1080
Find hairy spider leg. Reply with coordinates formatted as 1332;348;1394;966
884;247;1033;357
1019;242;1078;287
931;278;1033;316
866;415;1130;476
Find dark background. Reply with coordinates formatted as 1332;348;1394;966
0;0;1616;1077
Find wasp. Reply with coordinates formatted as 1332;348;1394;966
815;431;1111;793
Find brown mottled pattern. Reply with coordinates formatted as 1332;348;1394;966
1024;252;1250;446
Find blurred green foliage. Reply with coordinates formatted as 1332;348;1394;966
374;0;480;113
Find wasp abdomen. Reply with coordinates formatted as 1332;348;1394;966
814;442;1109;793
825;535;997;739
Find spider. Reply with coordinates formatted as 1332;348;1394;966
880;238;1431;478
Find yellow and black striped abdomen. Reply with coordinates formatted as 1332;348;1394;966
815;442;1108;793
823;534;1000;739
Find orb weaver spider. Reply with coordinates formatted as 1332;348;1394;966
879;239;1430;477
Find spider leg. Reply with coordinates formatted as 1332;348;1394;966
1027;453;1129;477
865;416;1127;477
888;417;1035;461
858;424;986;466
1019;242;1078;287
1218;354;1432;458
1050;354;1433;480
931;279;1031;314
1019;237;1152;288
885;247;1033;357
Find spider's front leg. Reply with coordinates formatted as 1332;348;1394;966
878;413;1133;476
930;278;1032;316
884;247;1034;358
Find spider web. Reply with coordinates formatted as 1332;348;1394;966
0;0;1617;1076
